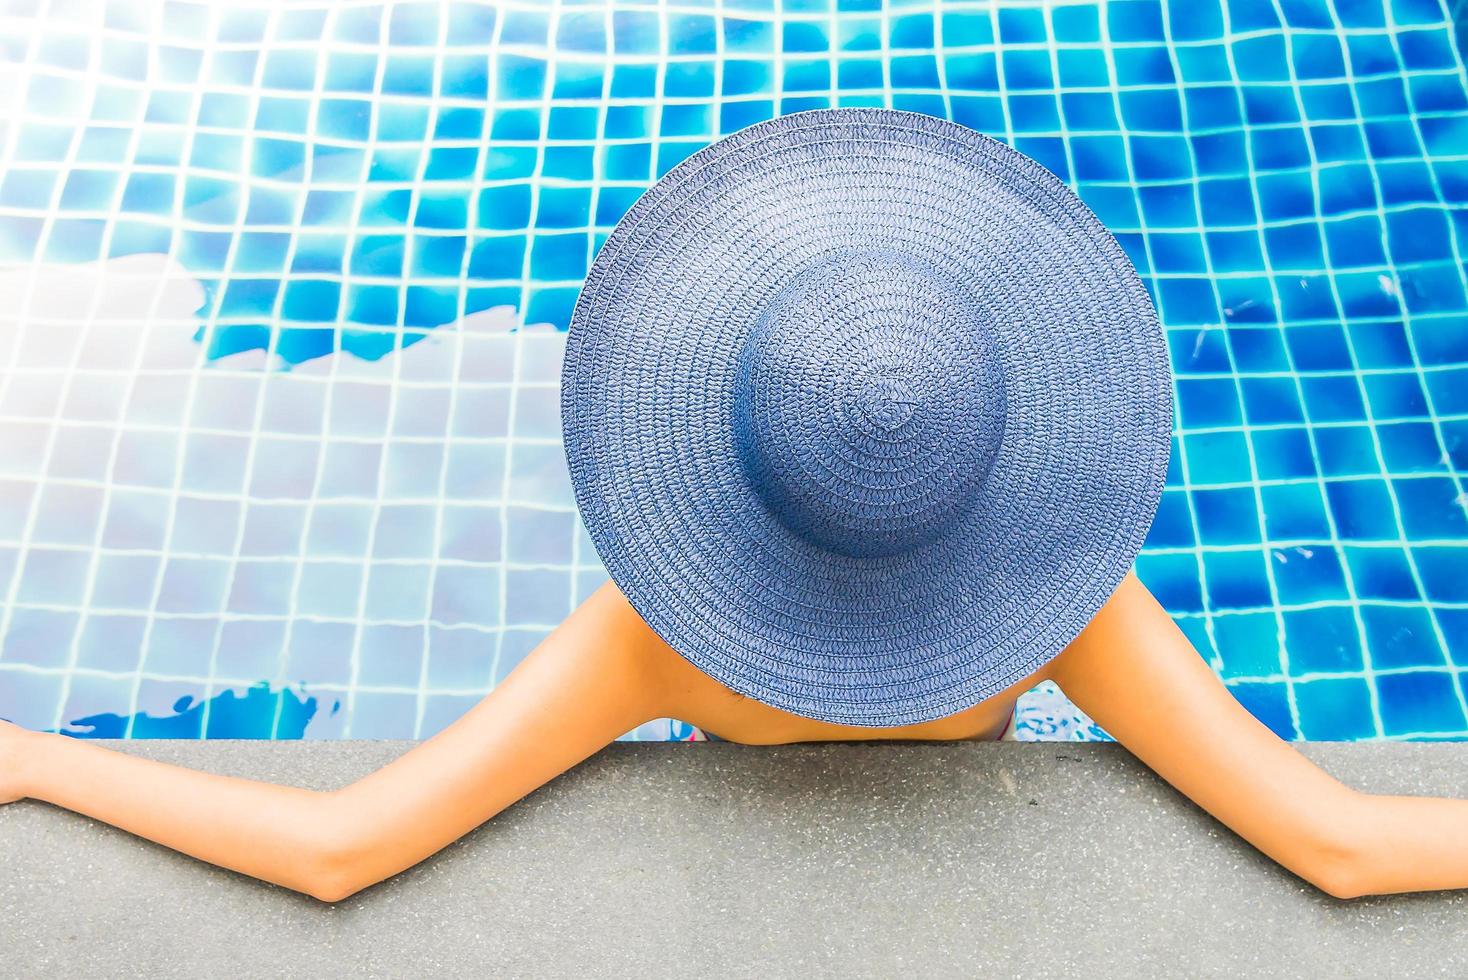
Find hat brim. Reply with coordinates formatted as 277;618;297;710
562;108;1172;727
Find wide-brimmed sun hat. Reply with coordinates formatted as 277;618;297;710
561;107;1172;728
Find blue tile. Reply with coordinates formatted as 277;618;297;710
1191;130;1249;175
941;10;993;46
1241;377;1305;426
880;54;927;88
1446;420;1468;472
1379;160;1440;208
1219;277;1276;322
1377;421;1449;474
1294;676;1377;739
1204;548;1273;609
1301;376;1367;423
1285;324;1352;371
1205;230;1264;271
1127;134;1192;180
889;13;933;49
664;61;715;99
529;232;588;280
1251;427;1319;481
1411;259;1468;311
1327;215;1379;268
1255;171;1316;222
1234;34;1290;83
998;6;1046;44
1177;377;1243;428
612;63;658;98
1326;479;1398;539
1301;83;1357;121
1387;208;1453;263
1159;280;1221;325
726;16;775;53
537;186;591;228
1122;89;1183;130
1067;93;1125;135
1071;135;1129;180
1108;1;1165;41
1195;488;1261;544
1377;670;1467;736
1251;126;1311;170
1152;232;1207;273
1347;320;1412;369
1393;478;1468;539
1261;483;1331;540
1113;46;1176;87
670;13;718;53
1284;605;1364;673
1363;373;1429;420
1414;547;1468;603
948;52;999;92
1197;175;1256;224
1165;436;1186;487
1185;430;1253;484
1079;184;1141;229
1362;604;1444;669
1425;368;1468;415
1051;4;1099;41
1312;127;1368;166
1409;73;1468;114
1214;611;1283;678
1271;544;1348;605
1055;48;1109;88
1440;609;1468;668
1243;85;1300;125
659;103;712;137
1009;96;1061;133
720;100;775;133
1266;226;1327;273
602;104;650;139
1145;489;1196;548
1338;271;1403;318
1176;44;1233;84
1228;326;1289;371
1002;50;1053;90
838;59;884;89
1365;118;1423;160
1168;2;1222;40
607;140;654;181
1290;32;1347;79
1398;27;1456;70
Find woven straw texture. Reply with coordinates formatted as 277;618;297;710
562;108;1172;727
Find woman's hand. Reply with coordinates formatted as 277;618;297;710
0;719;35;804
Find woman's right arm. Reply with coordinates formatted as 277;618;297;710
1050;572;1468;899
0;580;673;903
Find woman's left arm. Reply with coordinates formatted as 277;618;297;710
1049;572;1468;900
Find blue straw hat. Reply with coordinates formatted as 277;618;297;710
561;108;1172;727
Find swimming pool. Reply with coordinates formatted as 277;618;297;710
0;0;1464;741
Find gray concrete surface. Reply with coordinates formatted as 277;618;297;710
2;740;1466;978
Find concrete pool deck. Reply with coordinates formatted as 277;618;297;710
2;740;1466;978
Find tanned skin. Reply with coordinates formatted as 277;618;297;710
2;572;1465;903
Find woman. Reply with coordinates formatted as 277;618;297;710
3;109;1465;904
4;574;1468;903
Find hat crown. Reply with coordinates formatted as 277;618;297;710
731;247;1006;559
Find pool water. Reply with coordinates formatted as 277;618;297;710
0;0;1464;741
